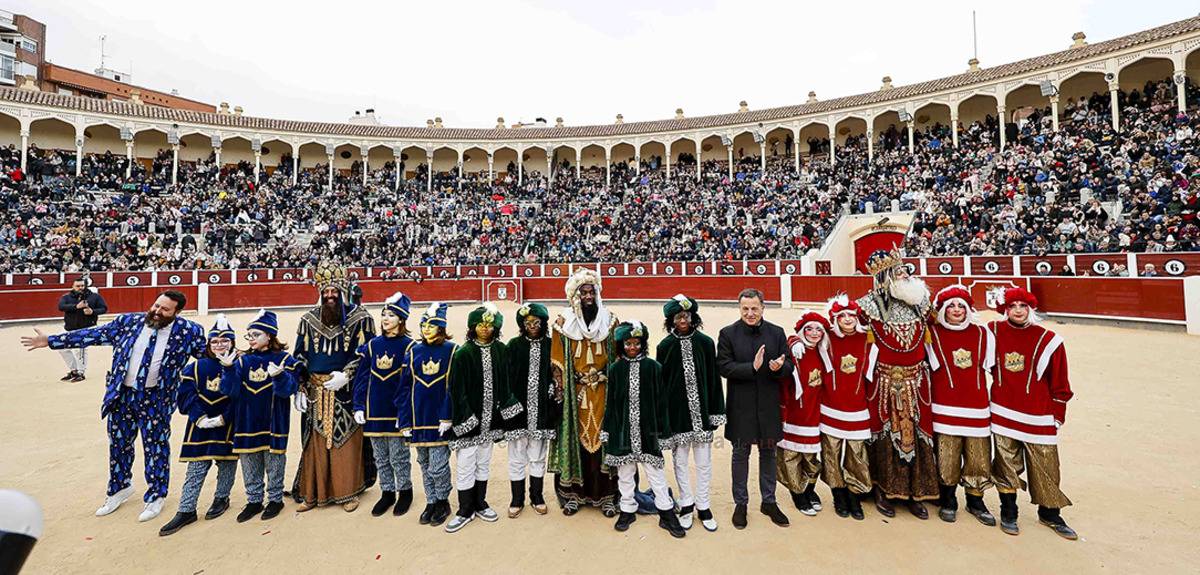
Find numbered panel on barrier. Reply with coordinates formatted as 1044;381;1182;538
113;272;153;287
485;280;520;302
925;257;964;276
628;263;653;277
745;261;775;276
658;262;684;276
460;265;481;278
778;260;802;276
237;270;268;284
517;264;540;278
717;261;744;275
13;273;63;286
1019;255;1067;277
1136;253;1200;277
159;271;194;287
485;265;512;278
969;257;1014;276
432;266;456;279
688;262;713;276
601;263;625;277
274;268;304;282
544;264;569;278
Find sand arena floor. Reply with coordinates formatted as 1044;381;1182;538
2;301;1197;574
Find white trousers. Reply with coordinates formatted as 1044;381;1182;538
617;462;672;513
454;443;494;490
507;437;549;481
60;348;88;374
671;441;713;511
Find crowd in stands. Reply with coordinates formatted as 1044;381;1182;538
1;76;1198;274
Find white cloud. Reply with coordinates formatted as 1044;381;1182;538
15;0;1198;129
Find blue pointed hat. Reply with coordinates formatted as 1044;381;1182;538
248;309;279;336
208;313;235;340
421;302;448;328
383;291;412;320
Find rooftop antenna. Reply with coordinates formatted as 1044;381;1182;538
99;35;107;69
972;10;978;61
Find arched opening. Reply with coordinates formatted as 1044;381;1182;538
399;145;427;180
179;133;214;164
579;144;605;170
669;138;698;169
836;116;868;159
297;142;327;170
611;142;636;168
0;111;19;150
913;102;952;144
1118;56;1176;114
81;123;123;156
552;146;577;175
1003;84;1051;131
494;147;518;179
1058;71;1108;123
431;147;458;175
955;94;999;147
764;126;794;159
29;117;75;152
331;143;359;176
367;144;395;182
639;141;666;171
797;122;830;158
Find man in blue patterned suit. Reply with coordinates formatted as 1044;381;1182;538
22;289;206;522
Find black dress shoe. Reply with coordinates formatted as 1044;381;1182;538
658;510;687;538
61;371;77;381
847;491;865;521
419;503;436;525
237;503;264;523
393;489;413;516
71;373;86;382
732;504;747;529
760;502;790;527
614;512;637;531
205;497;230;520
159;511;197;536
873;489;896;518
261;501;284;520
1038;507;1078;540
429;499;451;526
372;491;396;517
907;500;929;520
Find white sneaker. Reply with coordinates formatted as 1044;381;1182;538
475;507;499;522
445;513;474;533
701;516;718;532
678;511;694;530
138;498;166;522
96;486;136;517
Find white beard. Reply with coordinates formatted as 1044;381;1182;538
889;277;929;307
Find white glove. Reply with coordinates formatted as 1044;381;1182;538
401;429;412;437
354;410;366;425
267;362;284;377
438;421;452;435
292;393;308;413
323;371;349;391
217;349;237;366
197;415;224;429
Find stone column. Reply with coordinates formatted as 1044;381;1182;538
951;112;960;148
426;151;434;192
487;152;494;181
906;121;915;154
517;150;523;185
575;151;581;178
726;145;733;180
172;143;181;186
793;134;800;173
605;148;611;188
125;139;134;179
1177;68;1189;113
292;152;298;186
759;141;766;178
19;129;27;172
1109;81;1120;131
997;105;1007;151
546;148;554;186
867;130;874;163
74;134;83;177
665;147;671;180
253;150;262;184
327;154;335;191
829;125;836;166
1050;95;1061;131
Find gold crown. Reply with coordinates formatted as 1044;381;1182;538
313;261;348;289
376;353;394;370
865;249;904;276
205;376;221;392
249;366;268;382
422;358;441;376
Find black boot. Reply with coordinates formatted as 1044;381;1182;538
445;489;475;533
419;502;436;525
805;484;822;512
393;489;413;516
261;500;284;520
846;490;865;521
236;502;264;523
475;480;498;521
938;485;958;523
429;499;452;527
791;490;814;516
614;511;637;531
658;509;687;538
965;493;996;526
204;497;230;520
999;492;1019;536
528;476;547;514
832;488;850;518
509;480;526;518
1038;506;1078;540
158;511;197;536
372;491;396;517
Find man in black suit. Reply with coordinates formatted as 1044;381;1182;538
56;276;108;381
717;288;793;529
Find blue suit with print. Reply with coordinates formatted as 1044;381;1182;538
49;312;206;501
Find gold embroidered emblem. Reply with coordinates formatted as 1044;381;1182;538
205;376;221;392
482;311;495;325
249;366;268;382
422;358;441;376
807;368;823;387
953;349;973;369
681;299;692;310
376;353;394;370
840;355;857;374
1004;352;1025;373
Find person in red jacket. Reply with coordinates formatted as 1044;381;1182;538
820;295;870;521
928;285;996;527
779;312;831;517
987;287;1076;540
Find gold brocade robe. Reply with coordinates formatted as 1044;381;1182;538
551;335;610;453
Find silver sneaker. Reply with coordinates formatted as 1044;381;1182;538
445;513;474;533
475;507;499;522
701;516;718;531
96;486;136;517
678;511;694;530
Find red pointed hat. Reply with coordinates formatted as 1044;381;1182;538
934;284;975;310
795;311;829;333
825;293;861;322
990;286;1038;310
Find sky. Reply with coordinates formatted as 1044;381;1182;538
14;0;1200;129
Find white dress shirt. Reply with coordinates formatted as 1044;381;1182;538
123;324;173;389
